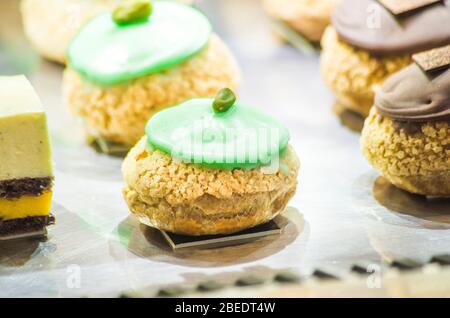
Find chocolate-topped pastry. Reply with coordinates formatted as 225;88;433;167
320;0;450;119
361;64;450;197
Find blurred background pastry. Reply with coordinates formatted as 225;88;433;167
20;0;194;64
63;1;240;148
263;0;340;43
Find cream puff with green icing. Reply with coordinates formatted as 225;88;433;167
122;89;300;236
21;0;194;64
63;0;240;147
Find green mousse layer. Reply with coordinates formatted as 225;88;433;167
146;98;290;170
67;1;212;86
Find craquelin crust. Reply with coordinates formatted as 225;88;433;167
320;27;411;117
122;137;300;235
264;0;340;42
21;0;194;64
63;35;241;146
361;108;450;197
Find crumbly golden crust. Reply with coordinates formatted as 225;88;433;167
21;0;194;64
122;137;300;235
320;27;411;117
361;108;450;197
63;35;241;146
264;0;340;42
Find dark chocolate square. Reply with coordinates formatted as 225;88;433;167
160;220;281;250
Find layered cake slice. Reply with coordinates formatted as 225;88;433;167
0;75;54;240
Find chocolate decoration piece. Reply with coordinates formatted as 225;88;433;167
160;220;281;250
413;44;450;73
375;64;450;122
378;0;442;15
0;177;53;199
333;0;450;56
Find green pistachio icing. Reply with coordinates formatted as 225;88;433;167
146;98;290;170
67;1;212;85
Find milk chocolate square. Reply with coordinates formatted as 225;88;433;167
378;0;442;15
413;45;450;73
160;220;281;250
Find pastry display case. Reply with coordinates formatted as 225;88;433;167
0;0;449;298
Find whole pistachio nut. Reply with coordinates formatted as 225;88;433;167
213;88;237;113
113;0;152;24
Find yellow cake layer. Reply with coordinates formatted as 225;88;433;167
0;191;52;220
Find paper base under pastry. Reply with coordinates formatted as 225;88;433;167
86;134;130;157
332;102;365;133
158;220;282;250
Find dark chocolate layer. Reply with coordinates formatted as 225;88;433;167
375;64;450;122
0;177;53;199
332;0;450;56
0;215;55;236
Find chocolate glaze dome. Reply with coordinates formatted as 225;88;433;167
375;64;450;122
332;0;450;56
